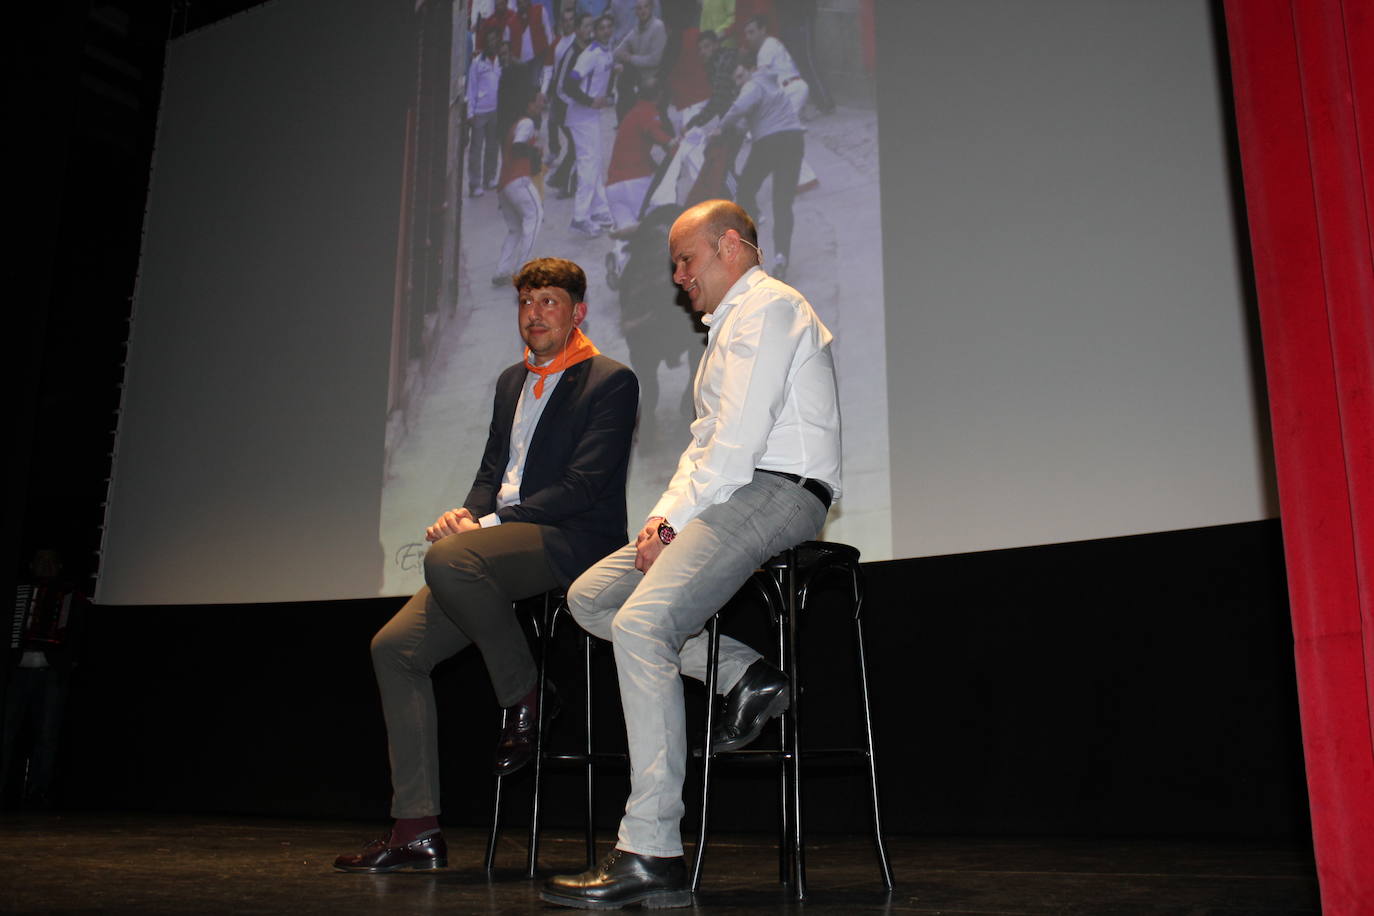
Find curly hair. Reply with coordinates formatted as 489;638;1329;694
513;257;588;302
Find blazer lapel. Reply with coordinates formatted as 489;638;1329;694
495;365;526;455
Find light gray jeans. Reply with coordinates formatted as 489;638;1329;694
568;472;827;857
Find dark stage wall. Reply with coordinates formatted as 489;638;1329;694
52;518;1307;841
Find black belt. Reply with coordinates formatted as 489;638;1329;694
756;468;832;509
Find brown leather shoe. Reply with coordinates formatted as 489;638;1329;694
333;831;447;873
493;681;560;776
541;848;692;909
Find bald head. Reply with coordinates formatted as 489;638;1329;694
685;199;759;253
669;200;763;313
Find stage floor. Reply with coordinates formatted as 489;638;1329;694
1;815;1318;914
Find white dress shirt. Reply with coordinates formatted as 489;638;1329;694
467;53;502;115
755;35;802;85
720;70;802;141
566;41;614;121
481;364;565;526
649;266;842;529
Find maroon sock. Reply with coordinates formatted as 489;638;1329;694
391;816;440;846
509;682;539;712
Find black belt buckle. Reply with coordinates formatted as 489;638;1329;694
757;468;832;510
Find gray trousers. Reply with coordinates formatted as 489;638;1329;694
467;109;500;190
371;522;560;818
568;473;827;856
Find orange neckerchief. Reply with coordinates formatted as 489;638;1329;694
525;327;600;398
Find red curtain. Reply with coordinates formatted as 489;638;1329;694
1223;1;1374;912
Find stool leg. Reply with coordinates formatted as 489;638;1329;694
783;550;807;899
525;596;557;877
485;709;508;872
583;629;596;868
690;615;722;891
854;608;894;889
772;578;791;887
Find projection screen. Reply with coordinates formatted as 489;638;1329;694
96;0;1273;605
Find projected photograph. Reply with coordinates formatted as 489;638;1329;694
380;0;887;595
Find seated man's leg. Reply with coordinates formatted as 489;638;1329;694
335;592;466;872
339;523;562;873
371;588;473;820
566;542;639;641
422;522;561;708
569;544;758;699
608;475;827;858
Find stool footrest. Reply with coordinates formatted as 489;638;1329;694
545;752;628;764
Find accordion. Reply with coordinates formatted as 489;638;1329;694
10;584;76;652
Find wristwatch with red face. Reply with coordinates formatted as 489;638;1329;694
657;520;677;545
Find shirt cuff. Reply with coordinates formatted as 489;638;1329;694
649;497;690;531
479;512;502;528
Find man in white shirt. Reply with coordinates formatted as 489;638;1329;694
563;14;617;235
547;10;591;198
543;199;841;909
743;15;819;197
466;26;504;196
714;60;805;279
744;15;806;113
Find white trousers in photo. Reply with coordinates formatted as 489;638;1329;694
496;176;543;278
567;108;611;223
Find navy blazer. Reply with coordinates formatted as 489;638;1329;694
463;353;638;585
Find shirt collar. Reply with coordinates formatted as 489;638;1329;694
700;266;766;327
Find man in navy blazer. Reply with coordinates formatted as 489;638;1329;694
336;257;638;874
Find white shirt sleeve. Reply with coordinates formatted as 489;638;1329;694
649;295;807;528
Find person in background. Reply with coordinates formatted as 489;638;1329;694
713;55;804;279
467;26;505;197
606;75;675;238
683;29;740;130
742;13;818;192
699;0;736;40
511;0;556;86
2;549;84;810
664;24;711;133
478;0;522;45
563;13;617;236
547;8;590;198
492;67;548;287
612;0;666;118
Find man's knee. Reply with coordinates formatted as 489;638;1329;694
422;534;485;586
567;573;610;637
370;623;405;671
609;605;673;654
567;574;594;617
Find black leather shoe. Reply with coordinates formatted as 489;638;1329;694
493;681;560;776
541;848;692;909
333;831;447;873
712;659;790;752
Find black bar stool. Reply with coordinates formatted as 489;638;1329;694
692;540;894;898
484;591;619;876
